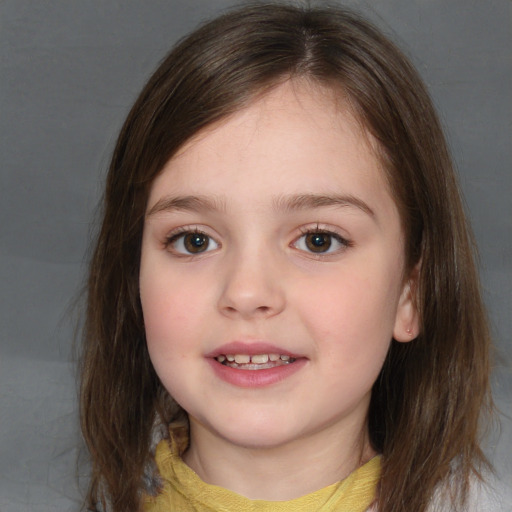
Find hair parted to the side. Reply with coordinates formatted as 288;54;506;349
80;2;493;511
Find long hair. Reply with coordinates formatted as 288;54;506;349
80;3;493;511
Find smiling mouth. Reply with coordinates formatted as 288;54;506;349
215;353;297;370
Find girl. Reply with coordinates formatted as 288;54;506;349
80;2;505;511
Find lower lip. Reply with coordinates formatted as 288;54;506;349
207;358;307;388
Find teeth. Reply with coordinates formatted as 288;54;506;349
216;353;295;364
251;354;269;364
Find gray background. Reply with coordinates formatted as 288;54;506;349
1;1;510;510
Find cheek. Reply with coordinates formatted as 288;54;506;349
139;277;199;396
140;280;176;342
302;273;393;327
140;257;212;343
296;260;401;356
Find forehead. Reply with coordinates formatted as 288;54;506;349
174;79;376;161
147;80;392;215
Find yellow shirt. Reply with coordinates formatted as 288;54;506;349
144;437;380;512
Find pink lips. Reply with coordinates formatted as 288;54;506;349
205;341;307;388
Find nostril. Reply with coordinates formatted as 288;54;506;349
217;275;286;319
220;303;278;319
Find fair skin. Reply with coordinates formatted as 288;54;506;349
139;80;419;500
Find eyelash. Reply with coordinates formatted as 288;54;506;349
163;225;352;257
164;227;220;256
293;226;352;256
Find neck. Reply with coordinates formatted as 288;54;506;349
182;419;375;501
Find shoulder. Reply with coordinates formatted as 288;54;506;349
464;474;512;512
366;473;512;512
430;472;512;512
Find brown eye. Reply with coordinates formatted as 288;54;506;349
183;233;209;253
167;231;219;255
305;233;332;253
293;230;349;255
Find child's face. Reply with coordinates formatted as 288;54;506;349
140;81;417;452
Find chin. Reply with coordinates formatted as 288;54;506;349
208;415;304;451
223;432;298;451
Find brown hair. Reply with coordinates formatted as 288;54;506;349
80;3;493;511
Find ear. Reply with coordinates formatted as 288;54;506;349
393;262;421;342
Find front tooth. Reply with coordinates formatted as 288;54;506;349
280;355;290;361
251;354;269;364
234;354;250;364
269;354;280;362
226;355;235;362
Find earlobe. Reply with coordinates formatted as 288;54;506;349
393;264;421;343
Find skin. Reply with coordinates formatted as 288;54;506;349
139;80;419;500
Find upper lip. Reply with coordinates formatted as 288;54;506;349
205;341;301;359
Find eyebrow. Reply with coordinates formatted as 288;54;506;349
272;193;375;217
146;193;375;218
146;195;227;217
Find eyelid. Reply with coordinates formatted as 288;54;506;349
291;224;353;256
164;225;221;256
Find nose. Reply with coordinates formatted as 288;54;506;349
217;248;286;320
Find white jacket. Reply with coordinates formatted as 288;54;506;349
366;473;512;511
